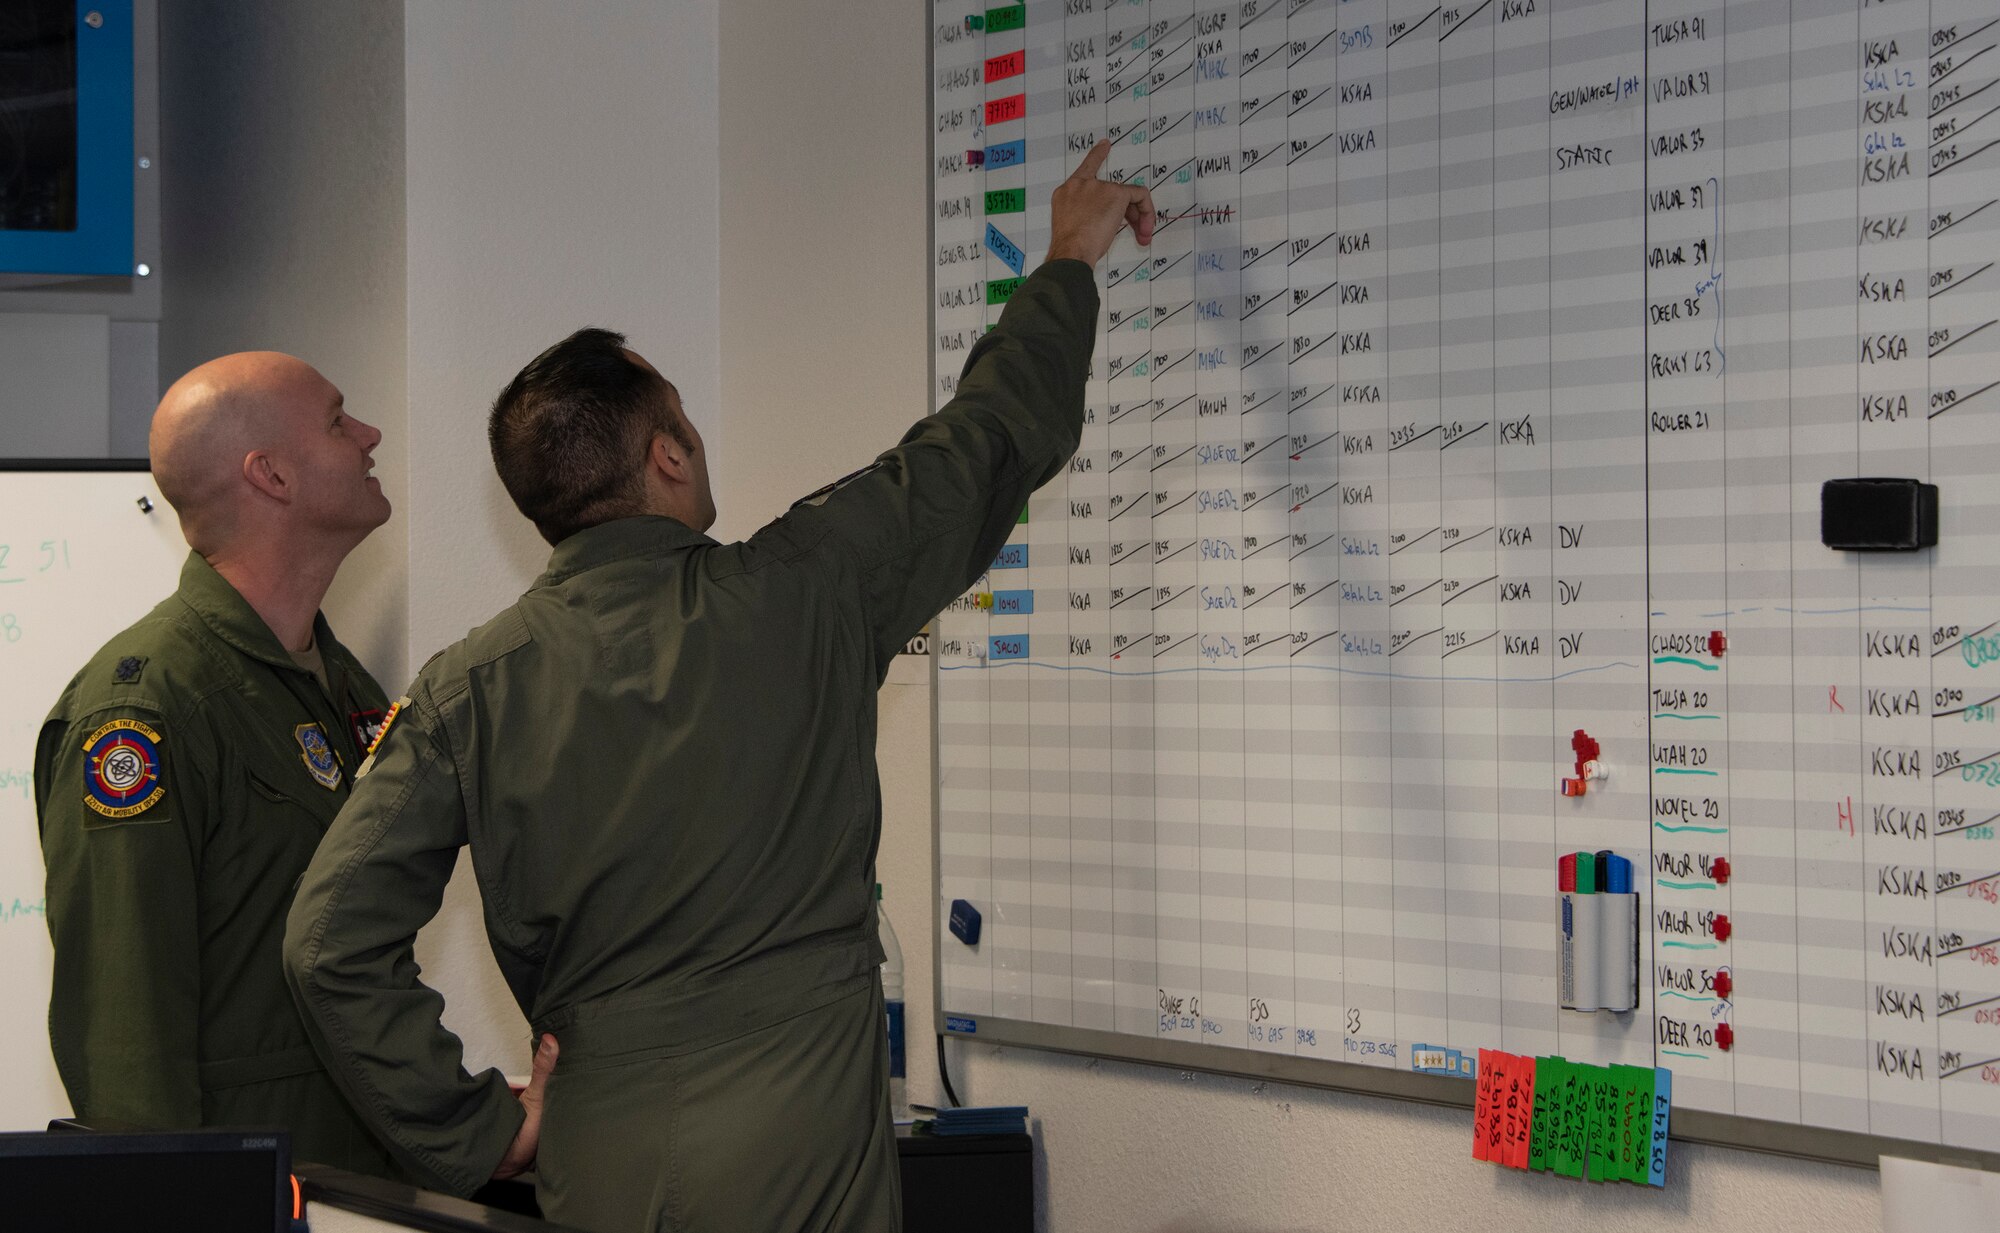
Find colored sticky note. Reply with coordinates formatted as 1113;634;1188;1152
1512;1055;1538;1168
985;92;1026;126
984;49;1025;81
1648;1068;1672;1187
987;634;1028;660
1527;1059;1549;1172
1558;1061;1587;1179
985;187;1026;215
991;589;1034;615
986;276;1023;305
991;543;1028;569
984;223;1026;276
1016;504;1029;524
1471;1049;1493;1162
984;138;1027;168
983;3;1026;34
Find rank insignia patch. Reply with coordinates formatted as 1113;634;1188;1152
82;719;166;819
295;723;343;790
112;656;147;683
349;708;386;754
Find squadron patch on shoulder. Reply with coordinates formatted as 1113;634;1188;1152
349;708;386;754
82;718;166;819
112;656;147;684
355;697;408;780
295;723;343;791
791;461;885;510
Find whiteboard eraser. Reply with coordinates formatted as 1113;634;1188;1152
1820;477;1938;551
949;898;982;946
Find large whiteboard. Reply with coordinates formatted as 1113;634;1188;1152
930;0;2000;1165
0;468;187;1129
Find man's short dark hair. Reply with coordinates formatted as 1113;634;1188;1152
488;327;690;545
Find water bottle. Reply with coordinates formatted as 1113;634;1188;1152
877;882;907;1120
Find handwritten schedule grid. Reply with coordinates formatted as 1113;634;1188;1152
931;0;2000;1153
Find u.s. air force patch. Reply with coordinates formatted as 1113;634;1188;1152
295;723;342;790
82;719;166;819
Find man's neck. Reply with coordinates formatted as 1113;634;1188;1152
207;539;347;653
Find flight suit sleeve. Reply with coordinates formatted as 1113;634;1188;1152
35;705;206;1129
758;258;1100;671
283;696;521;1196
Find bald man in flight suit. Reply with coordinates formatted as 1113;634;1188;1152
285;142;1153;1230
35;353;550;1176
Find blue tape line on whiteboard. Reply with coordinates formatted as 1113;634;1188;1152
991;589;1034;614
988;635;1029;660
984;223;1027;276
945;1016;978;1034
991;544;1028;569
984;139;1026;168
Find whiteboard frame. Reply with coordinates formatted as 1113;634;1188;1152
922;6;2000;1178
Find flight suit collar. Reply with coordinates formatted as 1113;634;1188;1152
535;516;718;589
174;551;340;674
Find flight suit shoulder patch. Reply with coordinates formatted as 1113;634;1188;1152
355;696;409;781
80;717;168;824
111;655;147;684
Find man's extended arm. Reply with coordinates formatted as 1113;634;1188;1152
36;705;206;1130
756;141;1155;669
282;696;523;1196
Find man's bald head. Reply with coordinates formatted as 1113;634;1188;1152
151;352;338;553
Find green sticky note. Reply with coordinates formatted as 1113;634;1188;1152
986;276;1023;305
1530;1056;1563;1173
1629;1067;1659;1183
1017;505;1029;524
1594;1066;1618;1183
985;187;1026;215
983;4;1026;33
1561;1061;1586;1178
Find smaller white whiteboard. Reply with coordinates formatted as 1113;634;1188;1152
0;468;187;1130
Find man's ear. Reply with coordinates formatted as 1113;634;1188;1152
242;450;289;502
649;432;690;484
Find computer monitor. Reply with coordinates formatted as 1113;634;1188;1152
0;1128;290;1233
0;0;135;276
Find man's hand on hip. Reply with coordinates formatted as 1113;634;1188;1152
492;1033;558;1181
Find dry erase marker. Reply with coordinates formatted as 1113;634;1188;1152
1558;854;1577;1007
1563;851;1604;1011
1599;852;1638;1013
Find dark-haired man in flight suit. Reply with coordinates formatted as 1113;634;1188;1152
285;141;1153;1231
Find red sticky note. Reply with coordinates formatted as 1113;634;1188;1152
1472;1049;1493;1161
1512;1055;1538;1168
984;49;1026;82
985;93;1027;125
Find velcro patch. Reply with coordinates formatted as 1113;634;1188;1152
112;656;147;684
82;718;166;819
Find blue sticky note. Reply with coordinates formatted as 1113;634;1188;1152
984;222;1027;276
988;634;1029;660
992;543;1028;570
991;589;1035;614
984;138;1027;168
1648;1067;1672;1187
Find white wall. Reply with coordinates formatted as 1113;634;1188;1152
157;0;409;682
718;5;1887;1231
402;0;722;1073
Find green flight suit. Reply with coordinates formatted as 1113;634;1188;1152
36;552;397;1178
284;258;1100;1232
